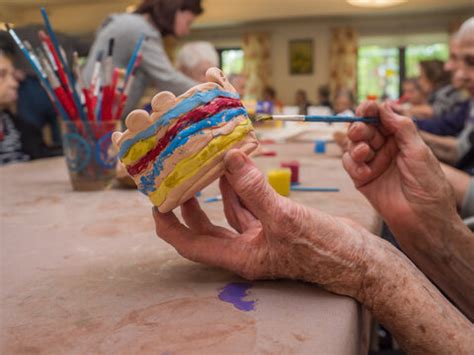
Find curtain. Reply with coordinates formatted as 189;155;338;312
241;32;272;100
329;27;358;101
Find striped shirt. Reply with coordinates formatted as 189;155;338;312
0;111;29;165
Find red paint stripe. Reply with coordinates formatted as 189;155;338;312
126;97;242;176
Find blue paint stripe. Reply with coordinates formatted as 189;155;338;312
119;88;239;157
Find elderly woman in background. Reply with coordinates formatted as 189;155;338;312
83;0;203;118
176;41;219;83
404;59;451;119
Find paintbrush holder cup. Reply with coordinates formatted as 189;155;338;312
61;120;119;191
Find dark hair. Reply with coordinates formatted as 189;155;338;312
0;30;17;60
263;86;276;100
419;60;450;91
318;84;330;99
403;77;423;92
135;0;203;36
296;89;307;99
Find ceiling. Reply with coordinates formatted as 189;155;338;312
1;0;473;33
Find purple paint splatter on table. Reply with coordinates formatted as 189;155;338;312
218;282;256;311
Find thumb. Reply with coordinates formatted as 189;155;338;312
223;149;282;221
380;102;425;151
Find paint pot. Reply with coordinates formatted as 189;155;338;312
280;161;300;185
314;140;326;154
267;168;291;197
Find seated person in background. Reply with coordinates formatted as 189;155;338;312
228;73;247;99
317;84;332;111
405;59;451;119
399;77;427;107
333;89;355;115
0;50;60;165
294;89;311;115
262;86;283;112
414;32;470;136
153;99;474;353
176;41;219;83
0;31;62;147
420;17;474;174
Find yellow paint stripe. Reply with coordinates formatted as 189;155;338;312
148;120;253;206
121;135;156;165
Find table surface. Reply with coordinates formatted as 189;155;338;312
1;142;380;355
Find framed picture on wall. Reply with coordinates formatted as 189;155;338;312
289;39;314;75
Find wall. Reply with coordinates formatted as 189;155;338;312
184;8;472;104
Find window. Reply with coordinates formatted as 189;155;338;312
405;43;449;77
357;46;400;103
218;48;244;75
357;42;449;102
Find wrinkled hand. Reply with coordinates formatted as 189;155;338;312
342;101;458;239
153;149;374;298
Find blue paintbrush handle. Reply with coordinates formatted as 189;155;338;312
304;115;379;124
125;34;145;84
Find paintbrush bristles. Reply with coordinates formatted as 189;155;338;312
254;114;273;122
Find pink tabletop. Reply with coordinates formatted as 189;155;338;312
1;142;379;354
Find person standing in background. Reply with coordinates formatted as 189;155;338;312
83;0;203;119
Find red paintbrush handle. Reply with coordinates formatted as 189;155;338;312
55;87;77;120
83;89;95;121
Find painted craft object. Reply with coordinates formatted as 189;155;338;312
112;68;259;212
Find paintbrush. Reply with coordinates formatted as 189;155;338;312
255;113;379;124
124;34;145;84
6;24;73;122
41;7;86;122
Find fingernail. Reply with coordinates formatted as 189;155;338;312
349;124;356;134
226;151;246;174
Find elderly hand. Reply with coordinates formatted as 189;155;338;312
153;149;374;298
342;101;459;240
